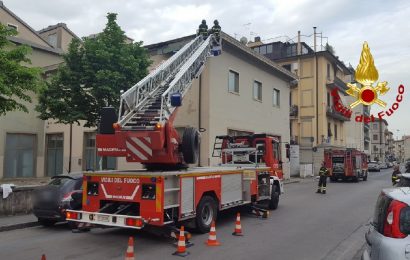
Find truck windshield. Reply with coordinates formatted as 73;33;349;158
332;157;344;163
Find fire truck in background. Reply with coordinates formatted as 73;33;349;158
324;148;368;182
66;29;286;235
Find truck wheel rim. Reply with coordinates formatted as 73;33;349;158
202;204;213;226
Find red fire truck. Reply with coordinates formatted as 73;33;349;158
324;148;368;182
66;32;285;234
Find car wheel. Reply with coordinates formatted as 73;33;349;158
195;195;218;233
269;184;280;210
38;218;57;227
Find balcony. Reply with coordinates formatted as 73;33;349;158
364;136;370;143
326;77;348;92
326;106;350;121
290;105;298;117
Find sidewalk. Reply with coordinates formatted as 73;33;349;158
0;214;39;232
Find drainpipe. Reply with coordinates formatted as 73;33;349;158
68;123;72;173
198;74;202;167
314;27;319;145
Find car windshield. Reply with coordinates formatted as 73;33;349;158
48;177;77;194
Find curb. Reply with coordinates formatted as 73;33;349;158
284;179;301;185
0;221;40;232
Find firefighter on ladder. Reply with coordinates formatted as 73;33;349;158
197;19;208;39
211;19;221;42
317;161;330;194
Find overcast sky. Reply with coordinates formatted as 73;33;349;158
4;0;410;138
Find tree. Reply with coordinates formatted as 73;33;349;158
0;24;43;115
36;13;151;127
325;43;336;55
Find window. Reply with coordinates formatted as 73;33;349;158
373;145;378;152
327;63;331;79
228;70;239;93
227;129;253;136
327;123;332;137
253;81;262;101
282;64;291;71
7;23;18;31
373;123;378;130
4;134;36;178
334;124;338;140
273;88;280;107
289;92;292;106
272;141;281;161
266;44;273;54
253;47;259;53
327;92;331;107
373;134;378;141
46;134;64;177
259;45;267;55
83;132;116;171
47;33;57;48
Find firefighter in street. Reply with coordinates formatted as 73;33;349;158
317;161;330;194
197;19;208;39
392;165;401;186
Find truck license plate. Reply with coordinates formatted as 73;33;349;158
97;215;110;222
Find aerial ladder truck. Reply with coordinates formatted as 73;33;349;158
66;28;284;235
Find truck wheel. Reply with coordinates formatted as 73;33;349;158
181;127;200;164
269;184;280;210
195;196;217;233
38;218;56;227
330;177;337;182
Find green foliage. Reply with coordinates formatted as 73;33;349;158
37;13;151;127
0;24;42;115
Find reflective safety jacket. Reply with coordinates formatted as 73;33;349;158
319;167;329;176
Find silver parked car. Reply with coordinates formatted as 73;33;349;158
368;161;381;172
363;187;410;260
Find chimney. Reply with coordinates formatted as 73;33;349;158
254;36;261;42
297;30;301;55
313;27;317;52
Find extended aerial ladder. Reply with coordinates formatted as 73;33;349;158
97;33;222;169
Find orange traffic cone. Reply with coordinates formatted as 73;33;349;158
232;213;243;236
173;226;189;257
205;221;221;246
41;254;46;260
125;237;135;260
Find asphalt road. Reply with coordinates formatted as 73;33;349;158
0;169;394;260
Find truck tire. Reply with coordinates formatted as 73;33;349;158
195;195;217;233
330;177;337;182
181;127;200;164
268;184;280;210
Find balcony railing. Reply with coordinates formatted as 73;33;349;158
290;105;298;117
326;106;350;121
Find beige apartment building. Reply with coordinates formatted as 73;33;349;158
394;139;405;163
145;33;296;175
0;2;82;180
370;118;389;162
0;2;64;179
250;36;352;172
404;136;410;162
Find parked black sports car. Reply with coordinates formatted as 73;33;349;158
33;173;83;226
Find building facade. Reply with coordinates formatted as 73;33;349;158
394;139;405;163
250;37;352;173
370;119;389;162
0;2;64;180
